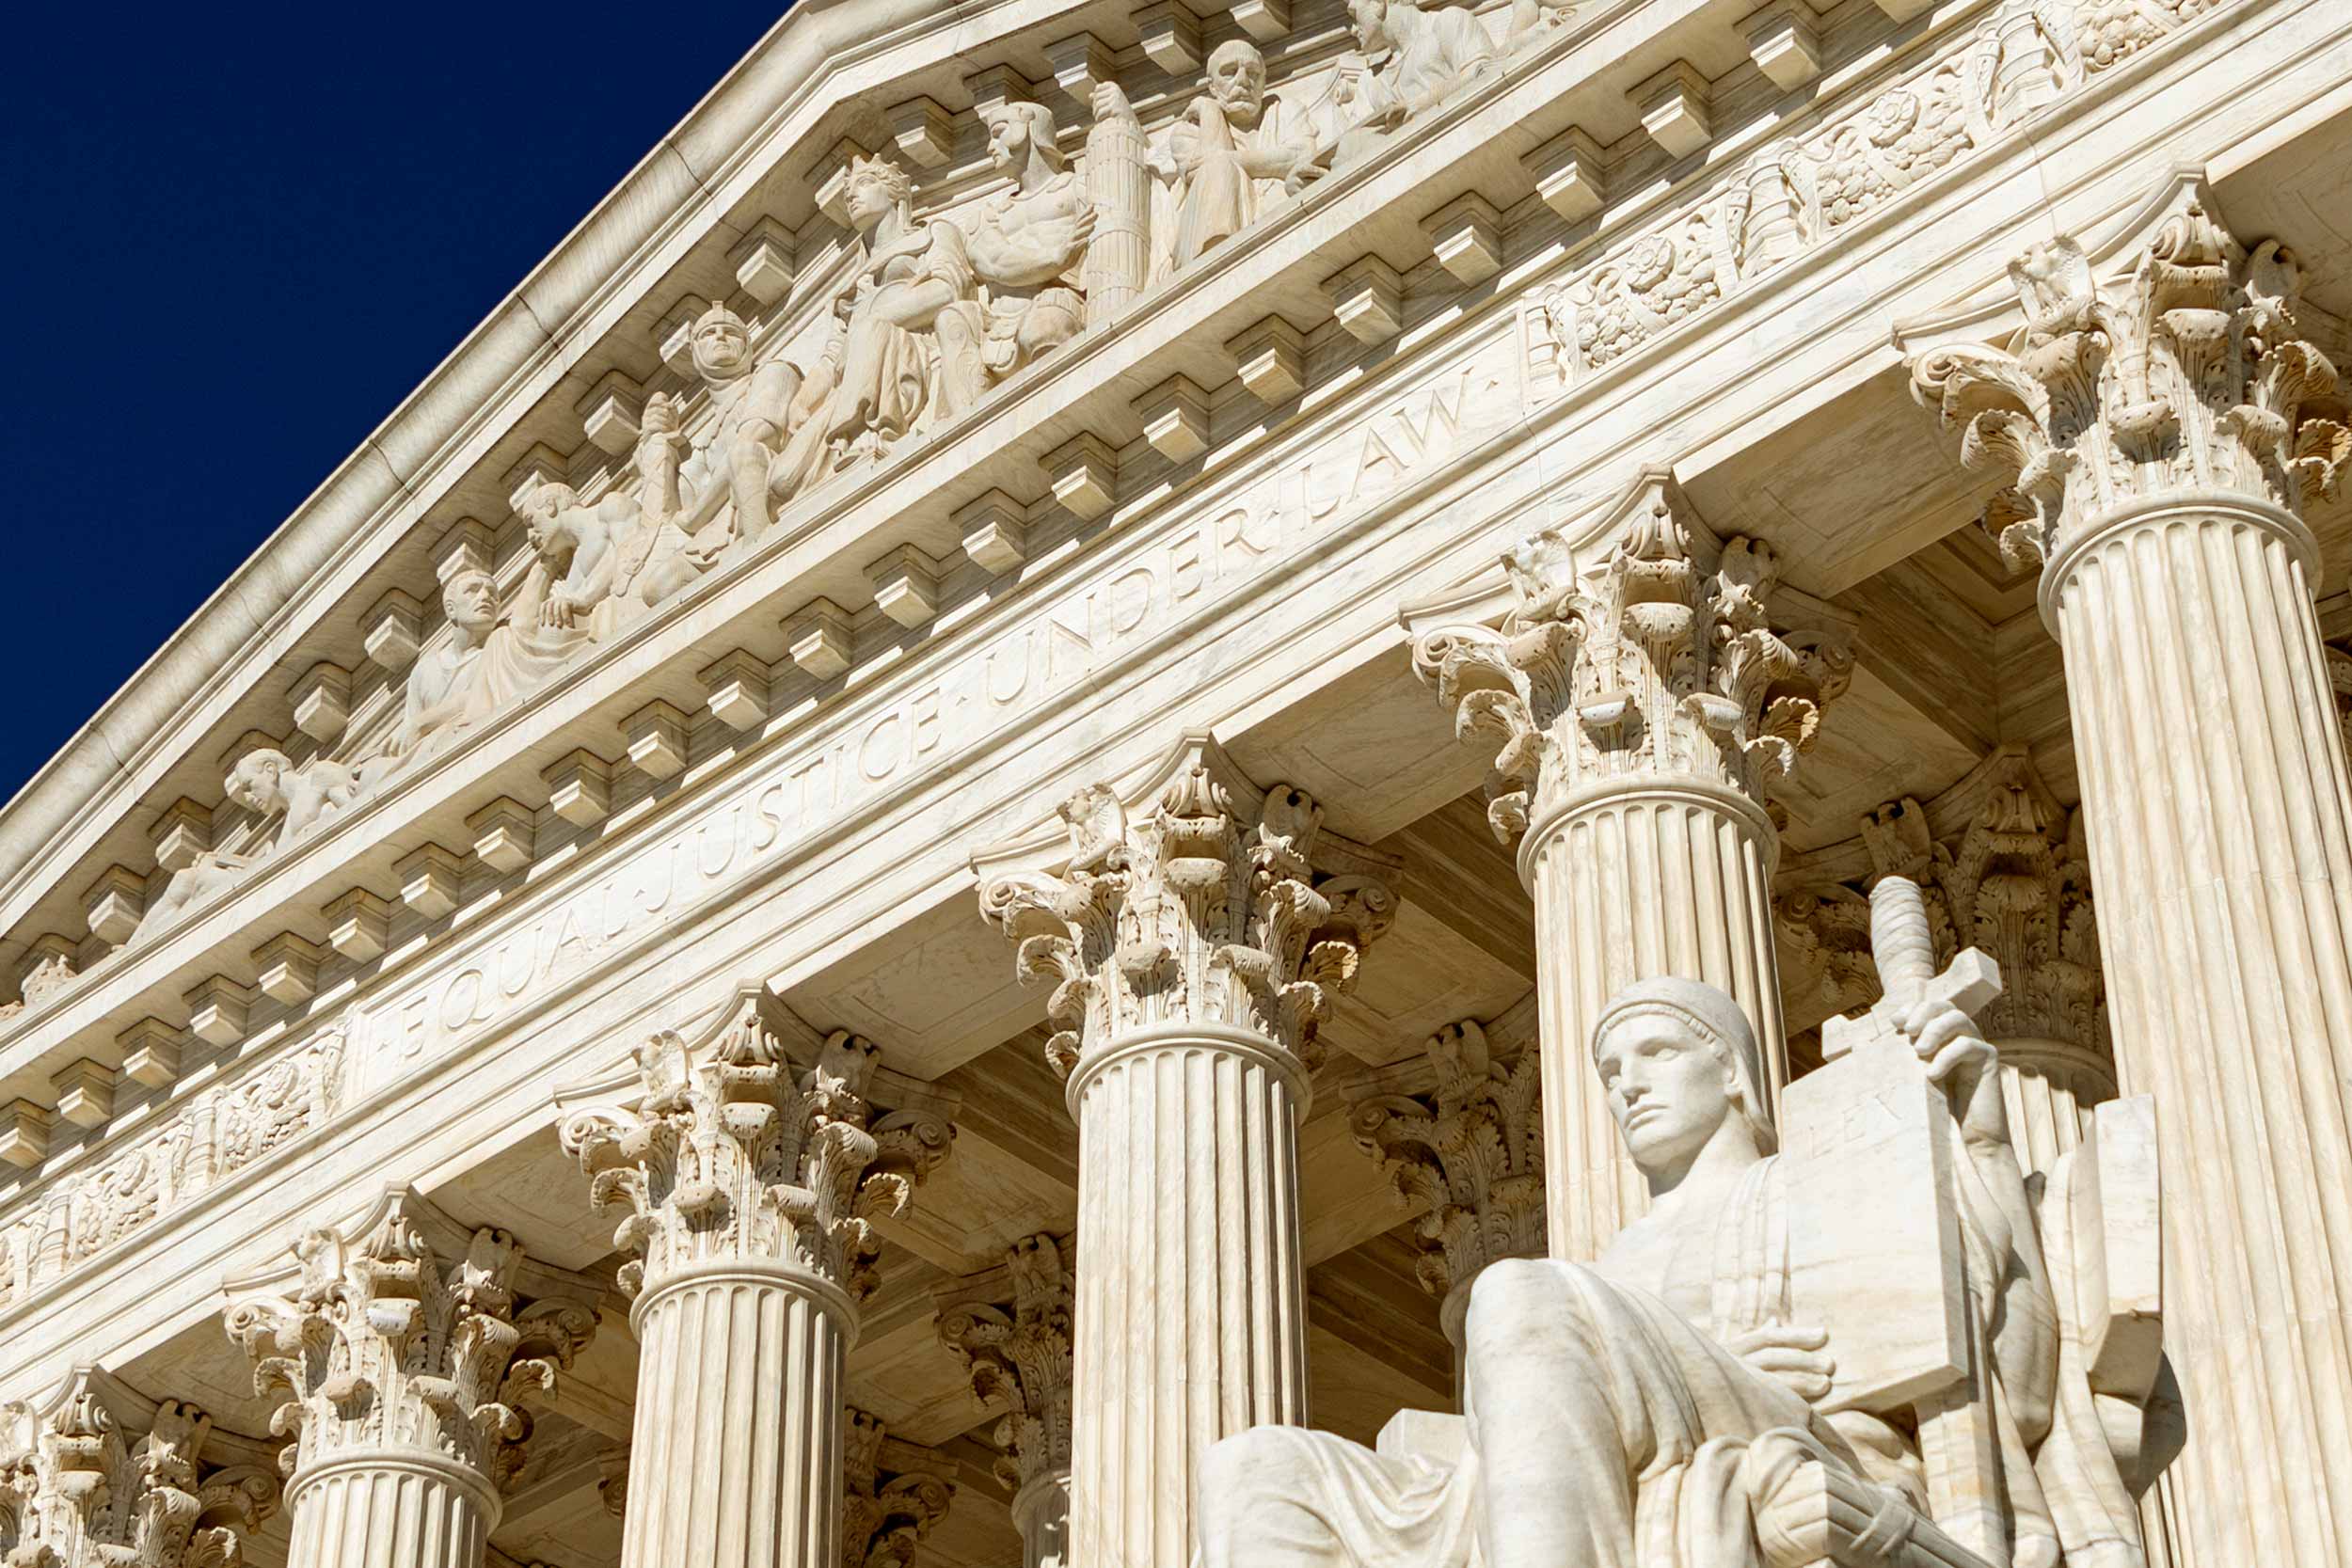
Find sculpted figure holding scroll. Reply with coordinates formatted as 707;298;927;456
1196;962;2151;1568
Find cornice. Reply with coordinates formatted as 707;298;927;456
0;0;1922;951
0;2;2331;1374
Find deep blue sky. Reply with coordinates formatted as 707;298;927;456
0;5;788;806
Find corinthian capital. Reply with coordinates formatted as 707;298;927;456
221;1187;603;1494
1347;1017;1544;1329
559;985;955;1304
1910;179;2351;572
936;1233;1073;1492
0;1368;278;1568
973;732;1402;1076
1410;468;1856;843
842;1411;955;1568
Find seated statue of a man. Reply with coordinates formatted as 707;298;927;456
1198;975;2146;1568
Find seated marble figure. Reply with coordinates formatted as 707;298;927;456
1198;973;2150;1568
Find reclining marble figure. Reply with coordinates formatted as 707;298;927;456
1196;958;2153;1568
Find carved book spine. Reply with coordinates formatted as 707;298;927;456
1084;111;1151;327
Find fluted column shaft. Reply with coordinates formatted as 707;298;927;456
1522;779;1781;1259
623;1264;850;1568
283;1452;495;1568
1994;1035;2117;1175
1068;1023;1310;1568
2048;492;2352;1566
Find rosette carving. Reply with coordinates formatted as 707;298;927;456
936;1233;1074;1491
975;735;1401;1076
221;1190;599;1493
0;1369;278;1568
1911;183;2351;570
1347;1020;1545;1307
559;989;954;1303
1411;471;1855;844
840;1412;954;1568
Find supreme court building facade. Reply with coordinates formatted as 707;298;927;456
2;0;2348;1564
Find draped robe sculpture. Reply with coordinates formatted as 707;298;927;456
1197;957;2153;1568
771;154;981;499
1153;40;1315;274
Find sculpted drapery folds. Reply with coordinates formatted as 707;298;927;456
221;1197;599;1497
558;992;954;1304
0;1371;278;1568
1198;926;2157;1568
1911;190;2351;575
1323;0;1499;169
771;154;984;500
1412;476;1856;847
1152;40;1315;275
976;736;1400;1078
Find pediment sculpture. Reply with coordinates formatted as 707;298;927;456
112;14;1531;958
1197;877;2162;1568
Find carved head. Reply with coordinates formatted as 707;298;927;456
442;568;500;639
844;154;914;232
1350;0;1397;54
518;482;580;557
981;100;1062;176
1205;40;1268;119
1591;977;1775;1177
691;302;752;383
225;749;293;817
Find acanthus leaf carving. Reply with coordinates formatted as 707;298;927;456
841;1411;955;1568
1346;1019;1545;1316
1911;186;2350;558
976;736;1400;1077
0;1370;278;1568
220;1190;600;1494
1411;472;1854;845
936;1233;1074;1493
559;990;953;1303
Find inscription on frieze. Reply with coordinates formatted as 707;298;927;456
346;337;1520;1086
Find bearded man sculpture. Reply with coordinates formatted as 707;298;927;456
1197;972;2150;1568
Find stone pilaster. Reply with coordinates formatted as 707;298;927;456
222;1188;601;1568
0;1367;279;1568
975;731;1398;1568
1411;471;1853;1259
840;1411;954;1568
936;1234;1073;1568
1911;178;2352;1568
1859;749;2114;1173
1346;1018;1543;1389
559;987;953;1568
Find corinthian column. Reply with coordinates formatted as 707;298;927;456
975;732;1399;1568
0;1366;279;1567
841;1410;956;1567
1858;749;2115;1174
937;1234;1074;1568
1410;472;1854;1259
1346;1016;1543;1392
1910;180;2352;1568
558;987;954;1568
223;1188;603;1568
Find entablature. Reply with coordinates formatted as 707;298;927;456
0;0;2320;1391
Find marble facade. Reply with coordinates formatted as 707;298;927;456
2;0;2348;1564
